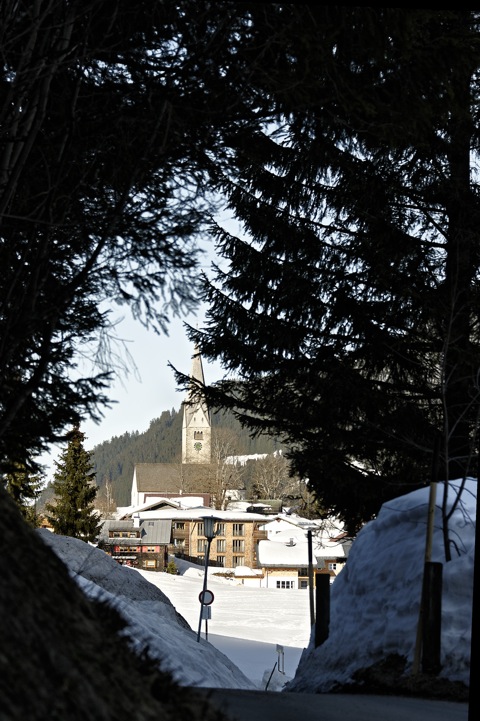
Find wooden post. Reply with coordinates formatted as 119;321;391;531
314;574;330;647
412;434;440;674
422;561;442;675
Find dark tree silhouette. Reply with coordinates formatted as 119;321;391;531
172;8;480;532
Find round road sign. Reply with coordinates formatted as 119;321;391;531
199;589;214;605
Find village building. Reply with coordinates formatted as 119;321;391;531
130;463;212;509
257;525;349;588
128;345;215;510
97;517;171;570
129;506;271;569
105;344;352;583
109;345;271;570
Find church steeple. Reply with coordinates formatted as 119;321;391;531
181;344;211;464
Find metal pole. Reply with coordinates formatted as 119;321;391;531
196;538;211;642
307;529;315;627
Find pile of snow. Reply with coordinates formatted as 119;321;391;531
287;479;475;693
37;530;255;690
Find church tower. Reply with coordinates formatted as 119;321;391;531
182;345;211;464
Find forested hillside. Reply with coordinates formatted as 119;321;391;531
91;407;284;507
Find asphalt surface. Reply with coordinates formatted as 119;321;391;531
198;689;468;721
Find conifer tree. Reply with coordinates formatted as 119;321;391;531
0;1;259;474
175;8;480;532
46;425;100;542
3;463;43;527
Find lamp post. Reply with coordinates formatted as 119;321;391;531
196;515;218;642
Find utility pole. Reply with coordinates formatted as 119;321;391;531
307;529;315;627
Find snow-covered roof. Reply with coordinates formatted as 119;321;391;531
233;565;263;578
257;536;348;567
171;496;211;508
225;501;252;512
98;518;172;545
122;507;275;523
120;497;182;517
261;515;345;539
224;453;268;466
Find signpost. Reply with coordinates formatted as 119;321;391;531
198;588;214;640
196;516;220;642
199;589;214;606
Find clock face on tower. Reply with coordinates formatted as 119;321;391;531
194;441;203;452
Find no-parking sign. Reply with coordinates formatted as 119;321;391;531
198;589;214;605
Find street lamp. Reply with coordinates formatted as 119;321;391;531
196;515;219;642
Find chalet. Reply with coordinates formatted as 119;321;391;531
130;463;212;508
256;517;350;589
122;507;270;569
98;518;171;570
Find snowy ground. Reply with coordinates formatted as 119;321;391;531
137;559;310;687
38;477;475;697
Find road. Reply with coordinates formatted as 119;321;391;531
198;688;468;721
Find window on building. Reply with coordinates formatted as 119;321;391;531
216;523;226;536
216;556;225;567
299;580;308;589
276;580;295;589
198;522;204;536
130;547;138;553
128;533;138;538
216;539;226;553
194;431;203;440
299;567;308;577
146;546;156;553
233;523;245;536
173;538;185;548
174;522;185;530
232;539;244;553
144;559;156;568
328;563;337;571
197;539;207;553
233;556;245;567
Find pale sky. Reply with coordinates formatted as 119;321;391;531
41;211;250;477
42;231;227;476
79;213;243;452
38;307;223;480
81;307;222;449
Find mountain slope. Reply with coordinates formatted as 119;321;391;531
91;407;284;507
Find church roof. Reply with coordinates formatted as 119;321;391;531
134;462;214;494
183;345;210;427
190;345;205;385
